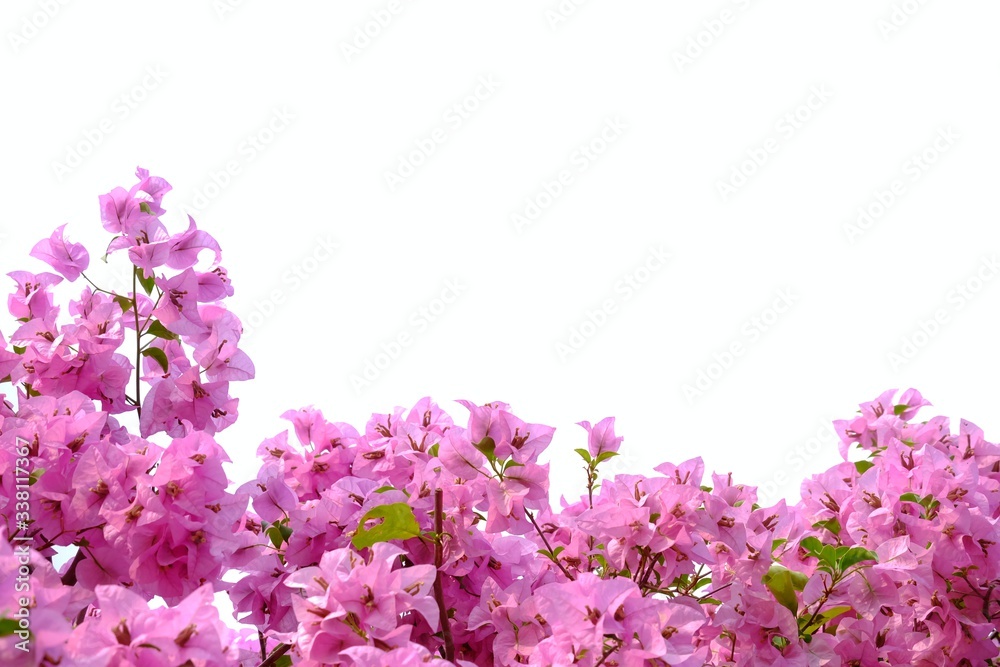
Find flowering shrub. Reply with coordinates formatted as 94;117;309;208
2;168;999;665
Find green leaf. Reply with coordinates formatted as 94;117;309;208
893;404;907;416
574;448;592;464
113;294;134;312
839;546;877;571
266;525;284;549
12;345;25;355
899;492;921;504
473;437;497;463
594;450;619;465
0;617;20;637
818;545;839;571
427;443;439;458
789;570;809;591
854;460;874;474
763;564;799;616
373;485;396;493
145;320;178;340
502;459;523;471
699;597;722;605
351;502;421;550
274;656;293;667
799;536;823;557
141;347;169;373
670;574;691;588
801;605;852;633
919;494;939;513
135;266;156;295
139;201;153;214
772;538;787;551
812;518;841;536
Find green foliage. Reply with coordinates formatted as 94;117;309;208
0;618;21;637
799;536;876;576
854;460;874;474
145;320;178;340
763;564;800;616
135;266;156;295
351;502;421;549
141;347;170;373
474;437;497;463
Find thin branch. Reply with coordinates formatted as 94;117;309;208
132;268;142;419
60;549;86;586
433;488;456;662
80;272;117;296
257;643;291;667
594;637;622;666
696;581;733;601
525;508;575;581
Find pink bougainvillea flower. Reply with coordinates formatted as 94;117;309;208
578;415;623;459
30;224;90;282
139;368;237;438
895;387;931;420
7;270;62;320
66;583;238;666
166;214;222;270
127;239;172;279
98;166;171;235
151;268;206;336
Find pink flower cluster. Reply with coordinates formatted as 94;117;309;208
2;170;999;666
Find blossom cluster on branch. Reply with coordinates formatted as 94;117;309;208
1;169;999;666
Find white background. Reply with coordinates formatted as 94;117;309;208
2;0;999;512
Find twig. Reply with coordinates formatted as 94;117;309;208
60;549;86;586
433;488;456;662
132;268;142;419
257;643;291;667
525;508;575;581
594;637;622;666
